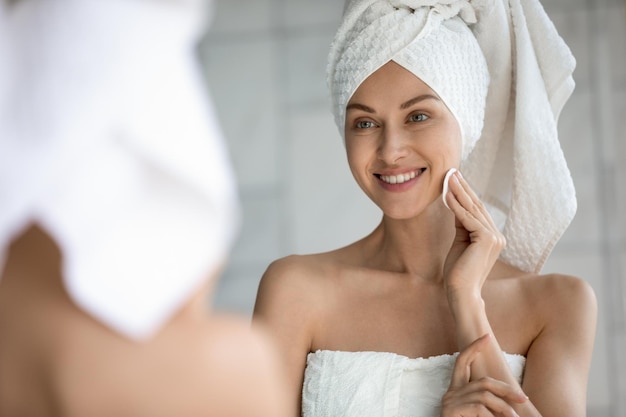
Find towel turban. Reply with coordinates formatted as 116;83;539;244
328;0;490;160
328;0;577;273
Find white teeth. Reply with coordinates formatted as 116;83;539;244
380;170;420;184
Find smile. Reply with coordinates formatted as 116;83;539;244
377;168;425;185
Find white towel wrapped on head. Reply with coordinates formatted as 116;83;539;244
328;0;490;160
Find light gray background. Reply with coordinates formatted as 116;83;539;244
200;1;626;415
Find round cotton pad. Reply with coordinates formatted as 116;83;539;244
442;168;457;210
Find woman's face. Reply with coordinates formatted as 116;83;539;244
344;61;462;220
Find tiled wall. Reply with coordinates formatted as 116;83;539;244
200;1;626;415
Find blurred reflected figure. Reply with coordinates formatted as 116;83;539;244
0;0;289;416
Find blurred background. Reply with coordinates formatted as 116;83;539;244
199;0;625;415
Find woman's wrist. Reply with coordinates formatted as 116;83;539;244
446;286;483;312
447;289;490;343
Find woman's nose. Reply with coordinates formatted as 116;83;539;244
377;126;409;165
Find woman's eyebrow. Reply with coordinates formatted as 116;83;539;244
346;94;440;114
400;94;441;109
346;102;376;113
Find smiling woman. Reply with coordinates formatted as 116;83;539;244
344;62;462;219
252;1;597;417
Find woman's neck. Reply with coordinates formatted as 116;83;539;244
361;201;456;283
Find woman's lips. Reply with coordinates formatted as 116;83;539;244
375;168;426;190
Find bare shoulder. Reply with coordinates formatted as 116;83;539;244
527;273;597;358
486;263;597;356
490;261;597;318
518;272;597;320
254;253;338;315
253;252;340;341
261;253;336;283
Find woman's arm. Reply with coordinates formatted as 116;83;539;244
447;276;596;417
519;275;597;416
443;171;597;416
253;256;318;417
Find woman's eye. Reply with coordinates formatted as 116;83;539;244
355;120;377;129
409;113;429;122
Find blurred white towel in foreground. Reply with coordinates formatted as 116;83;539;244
0;0;239;339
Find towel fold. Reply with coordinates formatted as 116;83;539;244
465;0;576;272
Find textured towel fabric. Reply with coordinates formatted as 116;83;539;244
0;0;240;339
328;0;576;273
466;0;576;272
302;350;526;417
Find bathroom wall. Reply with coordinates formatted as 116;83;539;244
200;0;626;415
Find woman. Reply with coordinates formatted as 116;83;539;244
0;0;288;415
253;1;597;416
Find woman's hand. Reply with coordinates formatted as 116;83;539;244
442;334;528;417
442;170;505;299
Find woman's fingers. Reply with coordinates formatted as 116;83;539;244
442;387;522;417
445;353;529;417
446;171;495;232
460;377;529;405
443;173;505;292
445;171;505;250
445;188;487;237
449;334;491;389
